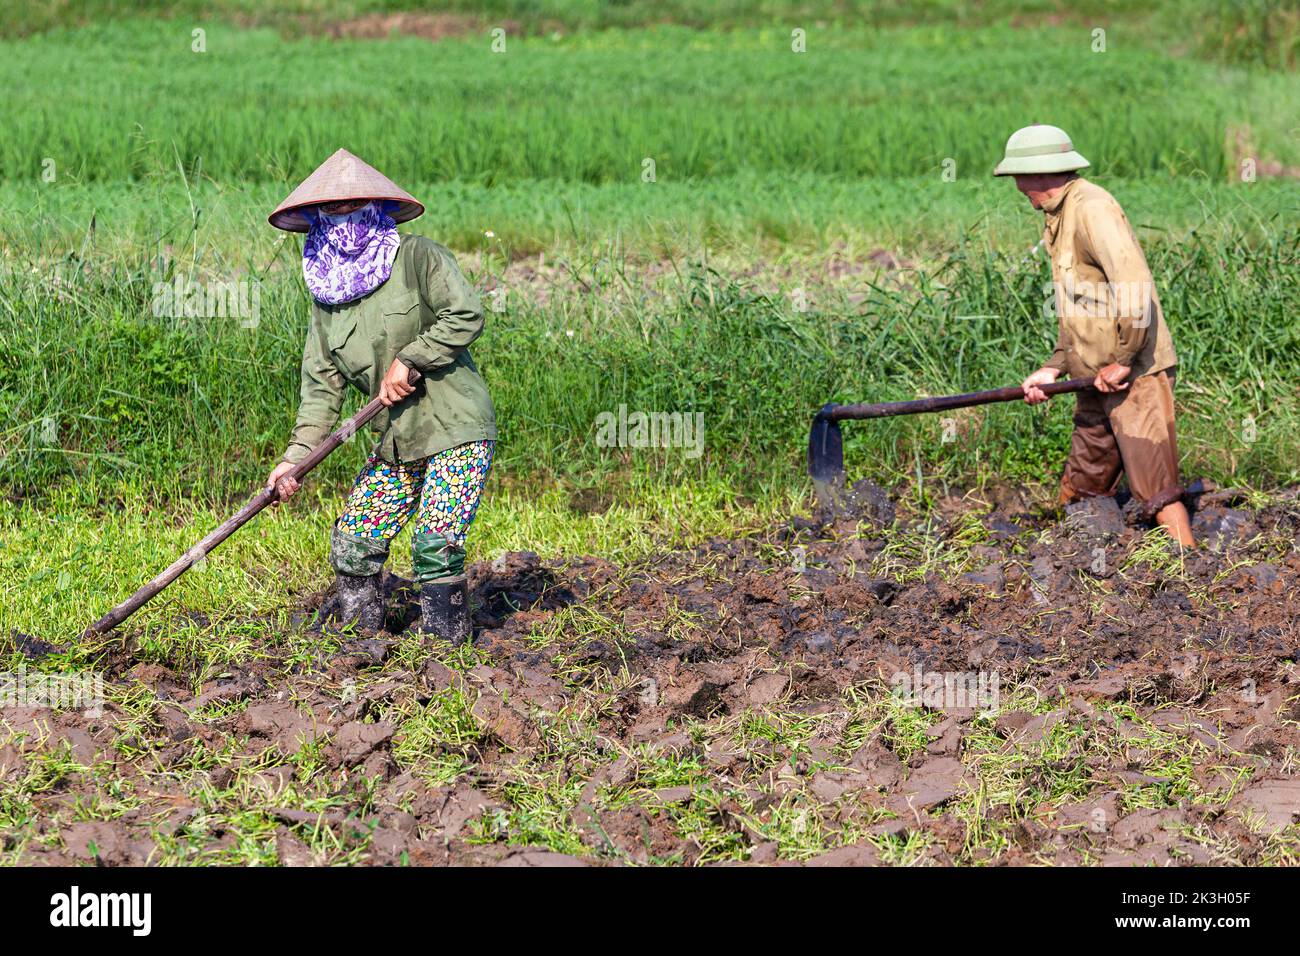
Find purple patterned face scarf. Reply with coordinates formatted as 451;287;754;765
302;202;400;305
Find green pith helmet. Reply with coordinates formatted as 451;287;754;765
993;124;1090;177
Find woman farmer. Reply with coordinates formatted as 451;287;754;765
265;149;497;640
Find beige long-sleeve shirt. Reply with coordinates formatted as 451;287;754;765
1040;178;1177;379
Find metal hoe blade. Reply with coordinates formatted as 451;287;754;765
807;404;845;511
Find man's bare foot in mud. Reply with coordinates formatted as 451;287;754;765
1156;501;1195;548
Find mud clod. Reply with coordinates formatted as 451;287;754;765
1063;496;1125;538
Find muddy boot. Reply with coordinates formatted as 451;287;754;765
411;531;471;641
415;575;470;642
312;527;391;634
330;572;385;633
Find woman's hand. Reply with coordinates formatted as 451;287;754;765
267;462;300;504
1021;366;1061;405
379;358;417;407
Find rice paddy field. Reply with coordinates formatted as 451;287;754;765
0;1;1298;872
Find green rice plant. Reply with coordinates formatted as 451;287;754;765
1;22;1296;189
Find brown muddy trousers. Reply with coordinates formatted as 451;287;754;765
1061;370;1184;516
1040;178;1184;516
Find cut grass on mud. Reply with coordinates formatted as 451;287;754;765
4;486;1299;866
0;479;799;644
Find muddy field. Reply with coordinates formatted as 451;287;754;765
4;483;1300;866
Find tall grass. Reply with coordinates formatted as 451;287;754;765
4;173;1294;262
3;225;1295;508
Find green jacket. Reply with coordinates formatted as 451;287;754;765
281;235;497;466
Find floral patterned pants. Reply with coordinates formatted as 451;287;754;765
332;442;493;582
335;440;494;548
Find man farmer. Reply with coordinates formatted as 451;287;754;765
996;124;1194;547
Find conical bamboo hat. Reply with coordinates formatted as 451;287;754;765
269;148;424;232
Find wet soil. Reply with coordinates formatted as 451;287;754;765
5;484;1300;866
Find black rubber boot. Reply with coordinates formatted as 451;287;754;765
415;575;470;643
311;527;391;634
314;573;384;635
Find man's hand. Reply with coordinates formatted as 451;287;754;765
379;358;417;407
1022;366;1061;405
1093;363;1131;393
266;462;299;505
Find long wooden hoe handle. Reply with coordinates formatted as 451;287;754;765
823;376;1095;421
85;367;423;636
